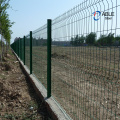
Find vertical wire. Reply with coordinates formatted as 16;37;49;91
84;2;87;118
81;7;84;119
87;0;91;118
85;1;88;118
115;0;118;119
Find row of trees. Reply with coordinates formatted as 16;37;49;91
0;0;13;61
70;32;120;46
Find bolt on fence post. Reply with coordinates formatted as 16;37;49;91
30;31;32;74
24;36;25;65
47;19;52;98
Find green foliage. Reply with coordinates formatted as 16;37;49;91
106;33;114;45
97;35;107;46
97;33;115;46
115;36;120;41
85;32;96;45
0;0;13;44
70;35;85;46
0;0;10;16
0;40;5;45
70;32;120;46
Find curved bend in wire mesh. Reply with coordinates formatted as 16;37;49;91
11;0;120;119
51;0;120;119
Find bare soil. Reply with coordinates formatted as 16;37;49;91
0;49;52;120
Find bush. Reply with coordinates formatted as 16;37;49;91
85;32;96;45
70;35;85;46
97;33;115;46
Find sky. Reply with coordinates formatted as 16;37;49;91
7;0;83;43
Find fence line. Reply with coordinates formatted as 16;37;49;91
11;0;120;119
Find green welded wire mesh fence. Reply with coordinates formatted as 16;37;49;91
25;35;30;70
11;0;120;119
51;1;120;119
32;24;48;89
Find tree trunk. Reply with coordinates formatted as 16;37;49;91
0;34;2;62
3;41;4;58
1;35;3;61
5;42;8;57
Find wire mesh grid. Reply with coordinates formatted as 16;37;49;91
32;24;47;89
52;0;120;119
11;0;120;119
25;35;30;70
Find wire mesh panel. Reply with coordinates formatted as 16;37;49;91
32;24;47;89
25;35;30;70
52;0;120;119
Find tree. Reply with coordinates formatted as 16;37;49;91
114;36;120;46
97;33;115;46
0;0;13;61
106;33;114;46
115;36;120;41
70;35;85;46
97;35;107;46
85;32;96;45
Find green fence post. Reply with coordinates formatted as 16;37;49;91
15;42;16;52
20;38;22;59
22;38;24;62
18;38;20;57
16;41;17;55
17;40;18;56
30;31;32;74
24;36;25;65
17;40;19;56
20;38;22;60
47;19;52;98
19;38;20;58
21;38;23;61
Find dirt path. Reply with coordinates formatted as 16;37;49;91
0;49;51;120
